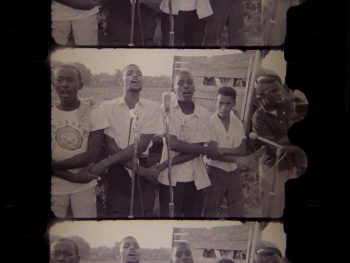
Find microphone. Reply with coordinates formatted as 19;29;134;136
129;109;139;137
162;92;171;117
249;132;284;150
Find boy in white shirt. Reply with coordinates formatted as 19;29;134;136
202;86;248;217
158;70;219;217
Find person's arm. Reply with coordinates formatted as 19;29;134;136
90;133;155;174
54;0;100;10
158;142;204;171
53;164;97;184
52;130;104;171
168;135;219;158
217;138;248;157
104;134;160;183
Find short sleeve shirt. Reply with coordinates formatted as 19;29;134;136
159;100;211;189
206;112;246;172
51;103;97;195
91;97;162;151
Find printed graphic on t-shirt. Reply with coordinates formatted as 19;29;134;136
55;125;83;150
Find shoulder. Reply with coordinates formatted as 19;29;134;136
252;107;265;121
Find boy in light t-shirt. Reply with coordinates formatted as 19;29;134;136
51;64;104;218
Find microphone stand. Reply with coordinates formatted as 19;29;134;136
168;0;174;46
267;148;282;217
129;0;137;46
164;114;174;217
129;116;139;218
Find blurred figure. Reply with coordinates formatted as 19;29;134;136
104;0;159;46
160;0;213;46
262;0;301;45
51;0;100;45
203;0;245;46
254;241;288;263
171;242;194;263
51;238;80;263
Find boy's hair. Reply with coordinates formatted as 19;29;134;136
217;86;237;102
173;70;193;83
51;238;79;256
54;64;82;83
122;64;141;76
255;74;282;96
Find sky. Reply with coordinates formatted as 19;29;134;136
49;220;286;255
50;48;243;76
51;48;285;79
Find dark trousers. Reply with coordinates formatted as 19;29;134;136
104;158;156;218
159;181;203;217
105;1;157;46
161;11;206;46
202;165;244;217
203;0;245;46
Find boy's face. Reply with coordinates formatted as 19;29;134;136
172;244;193;263
217;94;235;119
120;237;140;263
50;241;79;263
123;65;143;93
174;73;195;101
53;67;82;106
260;81;283;108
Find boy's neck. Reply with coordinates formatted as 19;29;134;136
124;91;140;109
58;100;80;111
178;100;194;115
218;114;230;130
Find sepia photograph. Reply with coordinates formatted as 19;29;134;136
51;0;305;47
50;220;288;263
51;48;308;219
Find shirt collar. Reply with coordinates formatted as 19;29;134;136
173;99;201;117
117;96;145;107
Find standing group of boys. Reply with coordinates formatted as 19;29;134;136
51;0;245;46
51;236;289;263
51;63;307;219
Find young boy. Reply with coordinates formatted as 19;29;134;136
51;64;103;218
252;72;308;217
202;86;248;217
158;70;219;217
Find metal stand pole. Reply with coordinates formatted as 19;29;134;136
267;148;282;217
128;117;139;218
165;116;174;217
168;0;174;46
129;0;136;46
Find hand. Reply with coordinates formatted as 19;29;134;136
217;148;227;156
89;160;109;175
139;163;161;184
75;164;98;183
206;146;220;160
